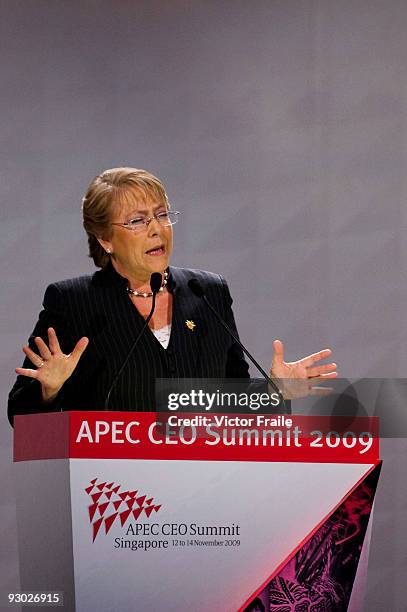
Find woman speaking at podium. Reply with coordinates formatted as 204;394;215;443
8;167;336;425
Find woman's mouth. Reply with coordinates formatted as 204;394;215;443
145;245;165;256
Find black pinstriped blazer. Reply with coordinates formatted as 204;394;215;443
8;263;250;425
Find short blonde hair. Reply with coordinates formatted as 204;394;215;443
82;167;169;268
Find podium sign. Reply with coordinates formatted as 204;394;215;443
14;412;380;611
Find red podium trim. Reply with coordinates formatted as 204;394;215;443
14;411;380;464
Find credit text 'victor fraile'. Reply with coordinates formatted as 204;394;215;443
75;420;303;447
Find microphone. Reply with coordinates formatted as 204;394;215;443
104;272;163;410
149;272;163;294
188;278;287;412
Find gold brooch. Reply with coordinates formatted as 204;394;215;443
185;320;196;331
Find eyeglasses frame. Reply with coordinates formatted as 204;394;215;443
111;210;180;232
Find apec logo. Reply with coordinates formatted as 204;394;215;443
85;478;162;541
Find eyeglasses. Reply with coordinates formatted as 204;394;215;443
111;210;180;233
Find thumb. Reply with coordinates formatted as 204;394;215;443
70;337;89;363
272;339;284;365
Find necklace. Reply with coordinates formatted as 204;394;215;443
126;271;168;298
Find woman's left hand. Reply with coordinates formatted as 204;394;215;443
270;339;337;399
271;339;337;380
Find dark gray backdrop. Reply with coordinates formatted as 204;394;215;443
1;1;406;610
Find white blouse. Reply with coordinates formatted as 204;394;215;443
151;324;172;349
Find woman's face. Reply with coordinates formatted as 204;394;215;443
99;189;173;284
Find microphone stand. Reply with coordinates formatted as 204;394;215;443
104;273;162;410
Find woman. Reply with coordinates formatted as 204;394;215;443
8;167;337;425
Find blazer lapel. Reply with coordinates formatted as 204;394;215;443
168;268;202;375
80;264;147;380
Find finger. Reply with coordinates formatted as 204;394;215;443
47;328;61;354
272;339;284;365
300;348;332;367
22;345;44;368
15;367;39;379
307;372;338;382
70;337;89;363
34;336;52;360
306;362;337;377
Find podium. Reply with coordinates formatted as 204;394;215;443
14;411;381;611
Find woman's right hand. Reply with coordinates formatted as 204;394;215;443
15;327;89;403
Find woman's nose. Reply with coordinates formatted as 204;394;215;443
146;216;161;236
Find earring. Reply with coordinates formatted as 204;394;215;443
106;248;112;254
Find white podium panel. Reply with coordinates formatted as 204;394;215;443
14;412;380;611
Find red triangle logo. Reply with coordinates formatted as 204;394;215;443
90;478;97;485
112;485;120;494
133;507;143;520
119;509;132;526
98;502;109;516
119;491;128;500
145;497;153;505
97;482;107;491
106;482;114;489
105;491;113;500
91;492;103;503
128;490;138;498
113;500;122;511
144;506;154;517
136;495;146;507
154;505;161;513
126;498;135;509
105;513;118;534
88;503;98;522
85;485;94;495
93;517;103;541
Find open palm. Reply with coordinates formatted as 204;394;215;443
270;339;337;399
15;327;89;402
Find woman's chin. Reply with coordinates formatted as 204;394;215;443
145;255;169;273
